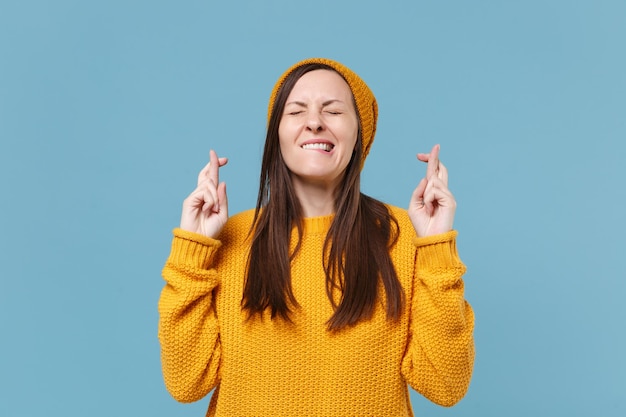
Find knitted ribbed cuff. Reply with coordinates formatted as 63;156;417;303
168;228;222;270
413;230;463;270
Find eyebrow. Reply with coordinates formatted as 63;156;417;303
285;99;345;107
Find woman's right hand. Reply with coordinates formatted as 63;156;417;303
180;149;229;239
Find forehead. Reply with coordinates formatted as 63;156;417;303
287;69;354;101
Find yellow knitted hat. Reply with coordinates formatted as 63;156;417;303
268;58;378;168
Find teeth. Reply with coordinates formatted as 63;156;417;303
302;143;333;152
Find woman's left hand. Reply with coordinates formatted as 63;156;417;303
408;144;457;237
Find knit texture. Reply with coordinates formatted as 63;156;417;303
267;58;378;169
159;206;474;417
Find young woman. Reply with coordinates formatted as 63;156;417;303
159;58;475;416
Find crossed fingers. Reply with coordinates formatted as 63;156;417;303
415;144;453;214
419;144;448;185
196;150;228;213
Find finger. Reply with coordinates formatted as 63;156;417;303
423;177;455;211
209;149;220;186
416;144;439;163
438;160;449;185
197;160;212;186
200;194;214;213
426;144;440;180
424;175;452;196
423;179;437;215
193;174;220;213
185;185;216;214
197;155;228;185
195;181;217;207
205;179;220;213
217;181;228;218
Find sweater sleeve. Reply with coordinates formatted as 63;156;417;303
158;228;222;403
400;230;475;407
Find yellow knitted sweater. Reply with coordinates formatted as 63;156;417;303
159;205;474;417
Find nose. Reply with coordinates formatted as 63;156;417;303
306;113;324;132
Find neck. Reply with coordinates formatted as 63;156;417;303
291;177;337;217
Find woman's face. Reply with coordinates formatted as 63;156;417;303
278;69;359;189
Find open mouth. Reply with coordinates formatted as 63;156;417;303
301;143;334;152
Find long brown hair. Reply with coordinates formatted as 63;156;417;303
242;63;404;331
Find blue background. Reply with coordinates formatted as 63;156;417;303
1;1;625;416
